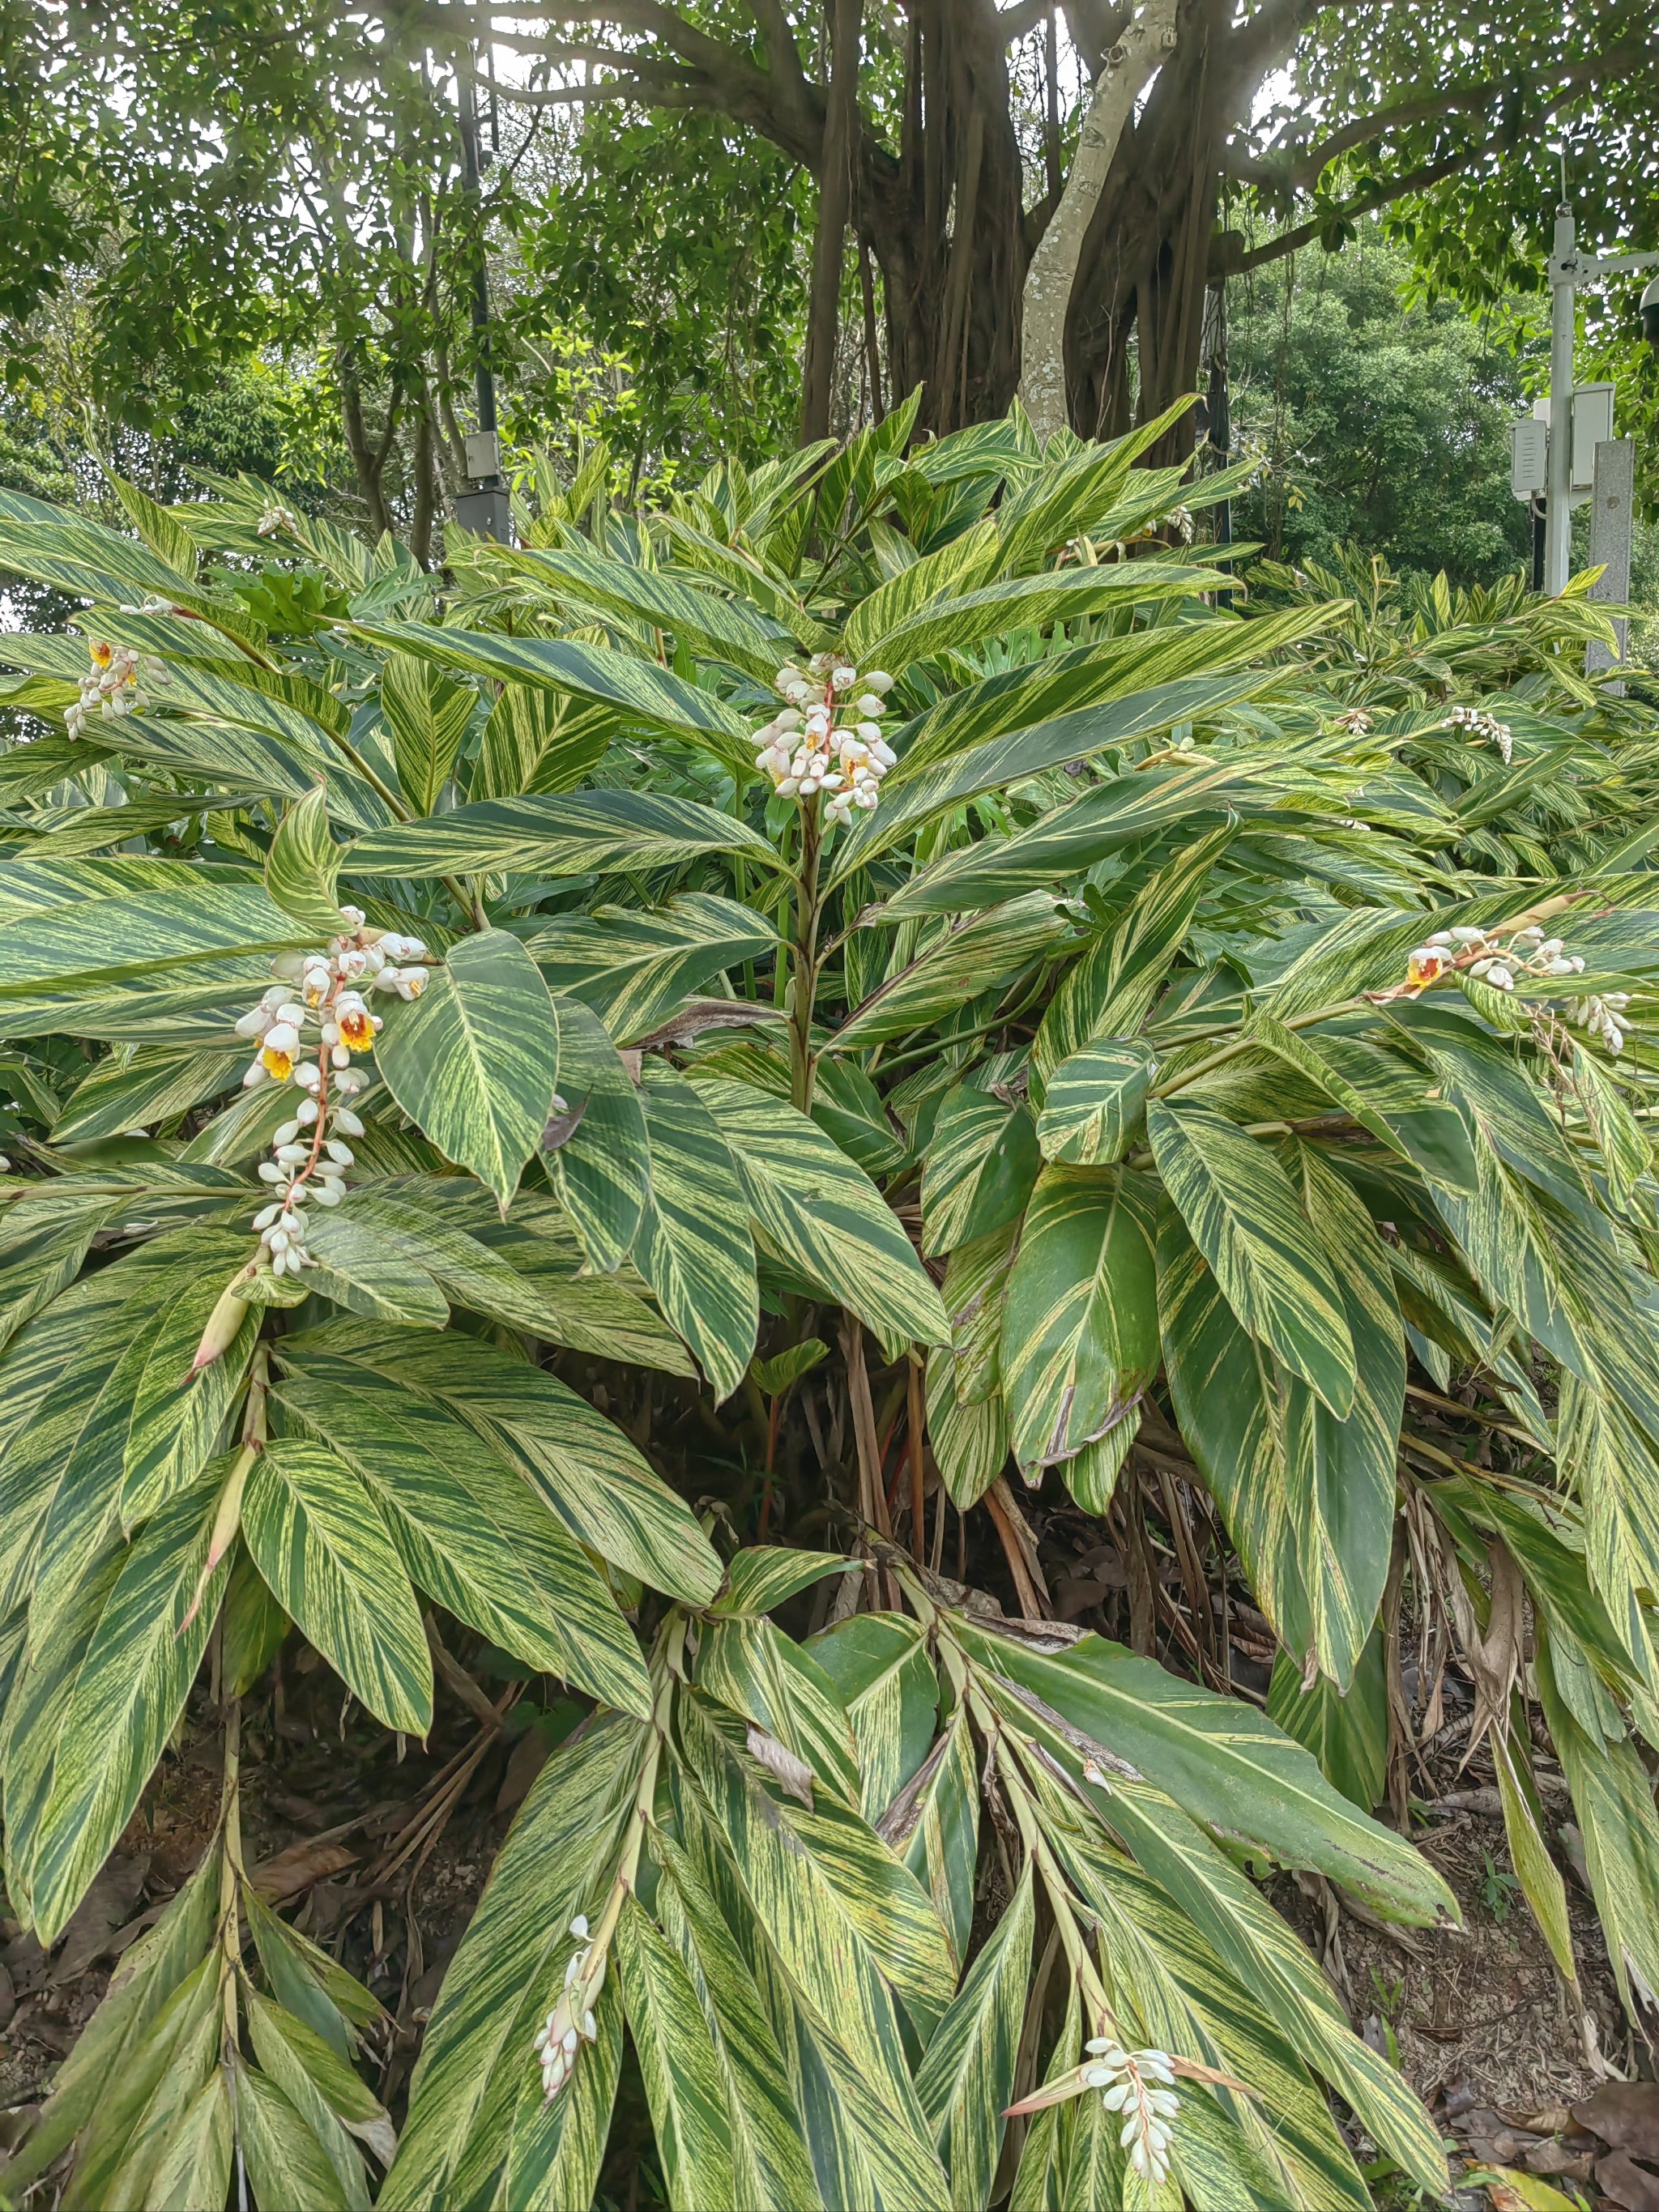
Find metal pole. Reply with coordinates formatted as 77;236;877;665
1545;206;1576;596
457;67;499;450
454;59;510;541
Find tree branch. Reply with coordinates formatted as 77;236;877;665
1219;150;1467;276
1061;1;1130;79
1240;37;1650;192
997;0;1059;41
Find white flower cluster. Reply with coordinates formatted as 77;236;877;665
1405;922;1632;1051
1571;988;1633;1054
754;657;896;829
1334;707;1374;735
1082;2039;1179;2186
65;640;151;737
232;910;429;1273
1410;920;1582;995
1447;703;1513;764
257;505;299;538
534;1915;604;2100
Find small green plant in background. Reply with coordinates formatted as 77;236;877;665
1482;1848;1522;1924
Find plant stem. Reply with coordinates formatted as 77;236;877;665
790;799;825;1112
1148;994;1366;1101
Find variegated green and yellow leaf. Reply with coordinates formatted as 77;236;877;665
380;654;475;818
374;929;561;1208
1147;1101;1354;1416
380;1718;647;2211
616;1895;738;2212
266;784;346;937
27;1470;229;1943
352;620;754;752
243;1441;431;1735
634;1064;759;1403
347;787;777;880
921;1088;1042;1259
653;1833;824;2212
545;993;649;1272
834;897;1066;1051
697;1613;861;1807
528;894;776;1047
1000;1166;1158;1473
1159;1154;1403;1690
288;1326;721;1610
915;1861;1034;2212
693;1076;948;1350
1035;1038;1156;1167
474;683;611;801
271;1368;653;1716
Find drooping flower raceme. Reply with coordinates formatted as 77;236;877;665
232;910;429;1273
1446;703;1513;764
64;640;152;737
534;1915;605;2100
1081;2039;1180;2185
754;656;896;829
1403;921;1632;1051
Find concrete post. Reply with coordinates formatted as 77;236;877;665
1586;437;1635;692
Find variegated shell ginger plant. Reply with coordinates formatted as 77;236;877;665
0;402;1654;2211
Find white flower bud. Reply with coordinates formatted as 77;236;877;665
333;1108;365;1136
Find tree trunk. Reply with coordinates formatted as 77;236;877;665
338;364;396;541
1066;0;1279;457
800;0;864;445
854;0;1026;437
408;381;441;569
1017;0;1179;445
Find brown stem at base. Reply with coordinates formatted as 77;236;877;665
841;1317;898;1609
984;1477;1047;1622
